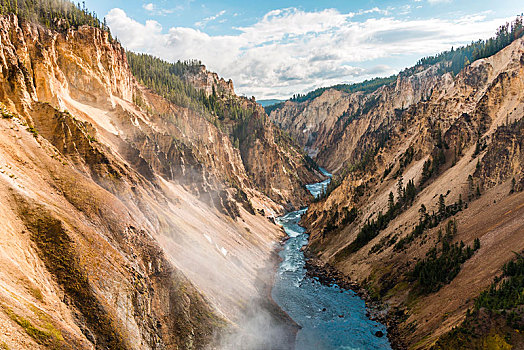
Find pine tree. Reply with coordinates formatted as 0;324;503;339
473;238;481;251
0;0;110;34
397;176;404;202
438;194;446;217
419;204;427;222
388;191;395;214
416;17;524;75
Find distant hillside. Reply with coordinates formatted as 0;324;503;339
264;75;398;115
258;99;284;107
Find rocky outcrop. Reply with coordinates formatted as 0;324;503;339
274;38;524;348
0;14;314;349
182;64;235;97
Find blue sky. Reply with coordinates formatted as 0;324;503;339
85;0;523;99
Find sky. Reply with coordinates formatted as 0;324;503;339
84;0;523;99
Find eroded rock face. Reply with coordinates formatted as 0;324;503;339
0;15;313;349
273;38;524;348
269;64;443;169
182;64;235;97
270;89;348;157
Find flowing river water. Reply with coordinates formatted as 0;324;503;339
271;168;392;350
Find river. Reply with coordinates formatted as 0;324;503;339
271;168;392;350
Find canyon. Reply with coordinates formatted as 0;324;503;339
0;2;523;349
269;34;524;349
0;12;319;349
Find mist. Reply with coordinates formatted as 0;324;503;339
210;301;297;350
128;176;301;349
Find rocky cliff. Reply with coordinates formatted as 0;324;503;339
269;65;441;171
182;64;236;98
0;13;314;349
272;37;524;348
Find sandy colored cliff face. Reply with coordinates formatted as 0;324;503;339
182;64;236;97
0;15;312;349
273;38;524;348
269;65;442;171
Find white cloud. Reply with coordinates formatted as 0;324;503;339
141;2;177;15
195;10;226;28
106;7;512;99
143;3;154;11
